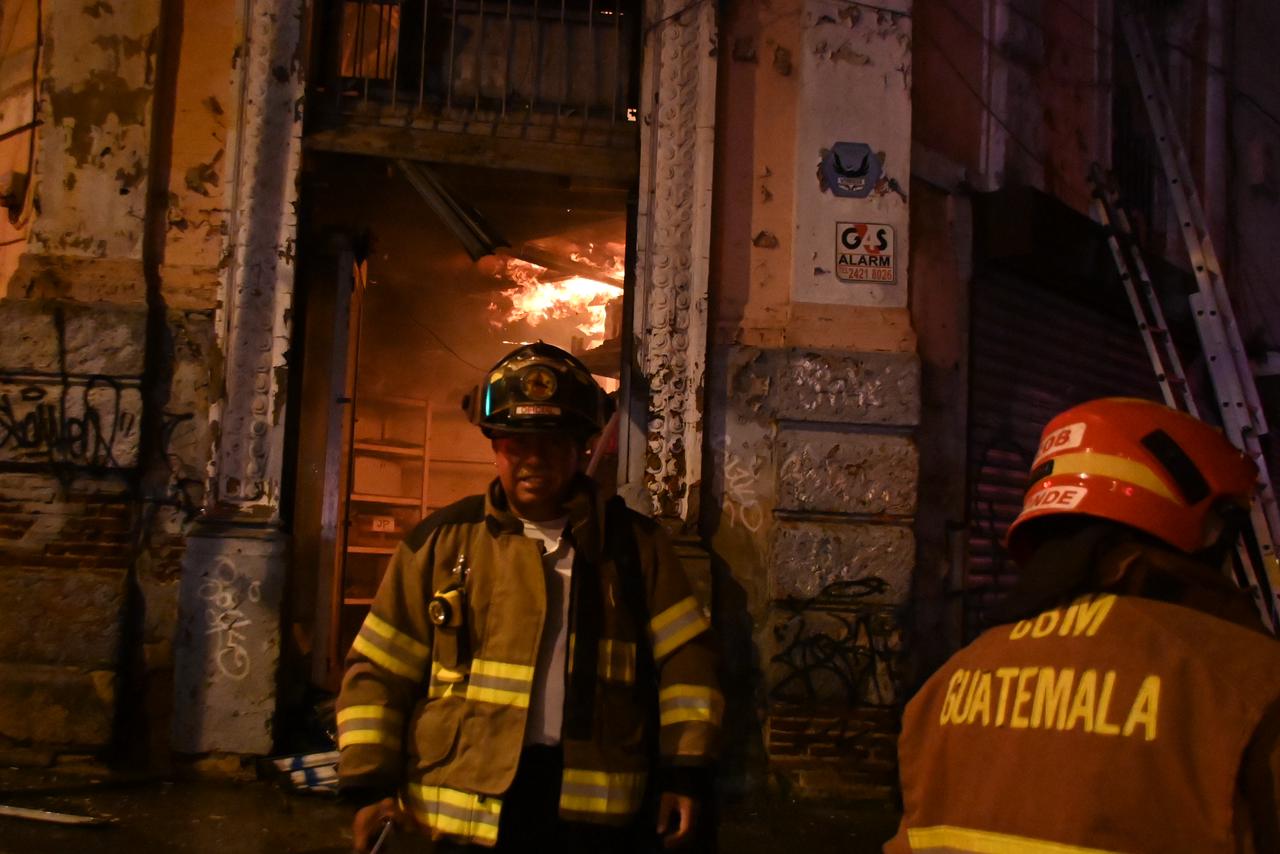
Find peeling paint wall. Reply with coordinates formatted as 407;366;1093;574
912;0;1110;208
791;1;912;308
1229;0;1280;355
0;0;40;287
12;0;159;302
161;1;239;310
708;0;919;800
0;0;250;764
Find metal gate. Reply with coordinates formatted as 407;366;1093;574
963;271;1163;637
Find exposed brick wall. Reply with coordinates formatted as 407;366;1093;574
0;476;136;760
0;485;135;568
767;705;900;797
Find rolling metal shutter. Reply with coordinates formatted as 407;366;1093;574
964;271;1162;637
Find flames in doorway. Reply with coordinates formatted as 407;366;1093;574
487;242;626;352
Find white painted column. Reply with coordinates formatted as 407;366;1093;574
626;0;718;522
172;0;304;754
790;0;912;309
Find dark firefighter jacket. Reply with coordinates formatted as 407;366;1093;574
337;477;722;847
887;546;1280;854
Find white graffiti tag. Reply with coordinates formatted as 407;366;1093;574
198;558;262;681
712;437;765;532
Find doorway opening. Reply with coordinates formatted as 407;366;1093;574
292;154;633;690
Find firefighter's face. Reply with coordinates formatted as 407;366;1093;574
491;433;584;521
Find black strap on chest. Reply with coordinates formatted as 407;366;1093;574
562;495;654;740
606;496;656;697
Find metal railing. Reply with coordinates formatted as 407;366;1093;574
317;0;640;145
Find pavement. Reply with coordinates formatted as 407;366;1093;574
0;769;900;854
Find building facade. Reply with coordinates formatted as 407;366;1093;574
0;0;1274;802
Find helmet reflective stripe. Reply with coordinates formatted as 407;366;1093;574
1007;398;1257;559
1036;452;1179;503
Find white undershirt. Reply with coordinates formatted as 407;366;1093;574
518;515;573;746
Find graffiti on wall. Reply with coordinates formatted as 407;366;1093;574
0;308;143;472
199;557;262;681
769;576;901;708
711;437;766;532
0;375;142;469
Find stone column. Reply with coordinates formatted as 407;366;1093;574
624;0;718;524
170;0;304;755
707;0;918;799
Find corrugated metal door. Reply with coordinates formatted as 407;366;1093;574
964;271;1162;637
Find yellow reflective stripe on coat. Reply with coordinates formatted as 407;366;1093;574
566;637;637;683
558;768;647;815
406;782;501;844
658;684;723;726
599;639;637;683
1045;452;1178;502
466;658;535;707
428;661;468;699
907;826;1122;854
650;596;709;660
336;704;404;750
352;612;430;680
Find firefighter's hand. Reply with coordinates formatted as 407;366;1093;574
352;797;408;853
656;792;699;849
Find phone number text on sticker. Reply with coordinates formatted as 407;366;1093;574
836;222;896;284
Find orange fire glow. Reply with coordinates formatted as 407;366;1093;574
494;256;623;349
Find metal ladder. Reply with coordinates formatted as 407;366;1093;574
1086;10;1280;630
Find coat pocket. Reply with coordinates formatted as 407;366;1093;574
411;694;466;768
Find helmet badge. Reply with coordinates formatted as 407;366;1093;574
521;366;557;401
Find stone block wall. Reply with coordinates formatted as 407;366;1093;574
711;346;919;799
0;299;146;761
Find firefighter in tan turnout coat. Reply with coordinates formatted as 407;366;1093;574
337;343;721;853
888;398;1280;854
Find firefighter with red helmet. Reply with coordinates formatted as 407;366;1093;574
888;398;1280;853
337;342;721;853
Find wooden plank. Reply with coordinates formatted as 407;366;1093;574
354;440;424;458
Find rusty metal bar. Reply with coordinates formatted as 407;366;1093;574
376;0;387;90
556;0;567;136
501;0;512;117
582;0;594;140
357;1;370;103
390;0;403;108
418;0;430;110
528;0;540;133
610;0;620;129
446;0;458;109
475;0;486;114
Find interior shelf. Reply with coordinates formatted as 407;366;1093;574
349;493;423;506
354;440;427;457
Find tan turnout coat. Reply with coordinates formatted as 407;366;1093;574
337;479;721;846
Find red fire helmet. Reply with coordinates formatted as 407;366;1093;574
1006;397;1258;561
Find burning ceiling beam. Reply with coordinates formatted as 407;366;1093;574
498;243;625;288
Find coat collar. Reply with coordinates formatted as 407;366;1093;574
483;475;604;562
